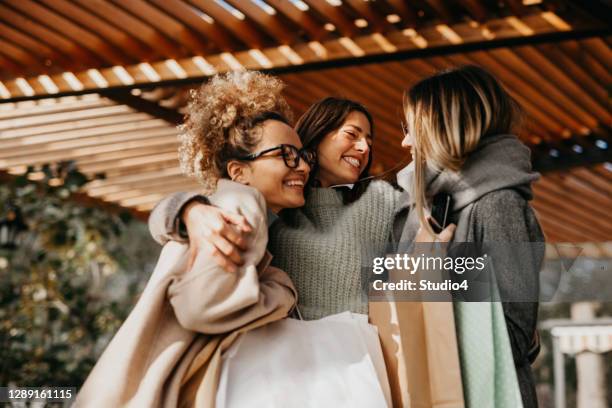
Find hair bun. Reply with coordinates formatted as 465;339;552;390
178;71;293;193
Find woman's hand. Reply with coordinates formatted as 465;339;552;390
414;221;456;243
182;200;252;272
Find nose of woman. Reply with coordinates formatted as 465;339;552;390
401;133;413;148
295;153;311;177
354;137;370;155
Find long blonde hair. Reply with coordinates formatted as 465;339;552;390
403;65;520;235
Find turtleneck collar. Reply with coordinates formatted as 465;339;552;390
304;186;346;207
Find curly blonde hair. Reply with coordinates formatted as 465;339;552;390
178;70;293;193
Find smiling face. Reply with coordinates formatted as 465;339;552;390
315;111;372;187
228;119;310;213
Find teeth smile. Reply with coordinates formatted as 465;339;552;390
285;180;304;187
343;157;361;168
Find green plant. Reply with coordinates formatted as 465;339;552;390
0;169;159;387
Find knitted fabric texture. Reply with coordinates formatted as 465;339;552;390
268;181;402;320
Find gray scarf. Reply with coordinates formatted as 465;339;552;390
396;134;539;212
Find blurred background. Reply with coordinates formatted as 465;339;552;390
0;0;610;407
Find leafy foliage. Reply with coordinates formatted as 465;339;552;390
0;170;159;387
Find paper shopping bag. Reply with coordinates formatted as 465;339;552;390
216;312;390;408
369;301;465;408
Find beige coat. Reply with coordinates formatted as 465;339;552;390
75;180;297;407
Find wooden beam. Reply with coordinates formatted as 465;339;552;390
489;47;598;129
565;0;612;28
100;90;182;125
1;111;150;137
266;0;328;41
77;152;178;174
307;0;360;37
0;20;72;70
532;126;612;173
457;0;489;23
534;179;611;226
113;0;211;56
345;0;397;33
1;120;171;149
40;0;152;62
0;3;101;69
225;0;297;45
424;0;456;23
1;105;134;134
0;37;48;74
73;0;177;58
150;0;239;51
7;0;128;65
514;46;610;123
2;27;608;103
0;133;176;166
188;0;270;49
0;95;109;120
384;0;418;27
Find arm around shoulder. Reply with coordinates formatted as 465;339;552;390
166;181;296;333
148;191;208;245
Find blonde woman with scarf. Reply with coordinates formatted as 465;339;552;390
398;65;544;408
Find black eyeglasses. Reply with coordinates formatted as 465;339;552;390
236;144;317;169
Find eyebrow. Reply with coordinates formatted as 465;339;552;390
344;124;372;138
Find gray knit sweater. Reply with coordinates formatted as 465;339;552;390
148;180;402;321
268;181;402;320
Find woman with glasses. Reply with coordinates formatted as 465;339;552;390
77;71;318;407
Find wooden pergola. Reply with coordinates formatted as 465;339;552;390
0;0;610;243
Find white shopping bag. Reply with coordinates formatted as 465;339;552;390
216;312;391;408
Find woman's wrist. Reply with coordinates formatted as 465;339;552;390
178;196;211;238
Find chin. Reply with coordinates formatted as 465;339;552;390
282;196;305;209
343;172;360;184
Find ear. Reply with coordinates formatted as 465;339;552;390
226;160;252;185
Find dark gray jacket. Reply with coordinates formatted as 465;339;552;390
395;134;545;408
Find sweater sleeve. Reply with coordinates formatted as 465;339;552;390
148;191;208;245
473;190;545;365
166;181;297;334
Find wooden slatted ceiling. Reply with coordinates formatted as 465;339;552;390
0;35;610;243
133;36;610;173
0;1;609;243
0;0;607;99
1;91;609;243
278;37;612;169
